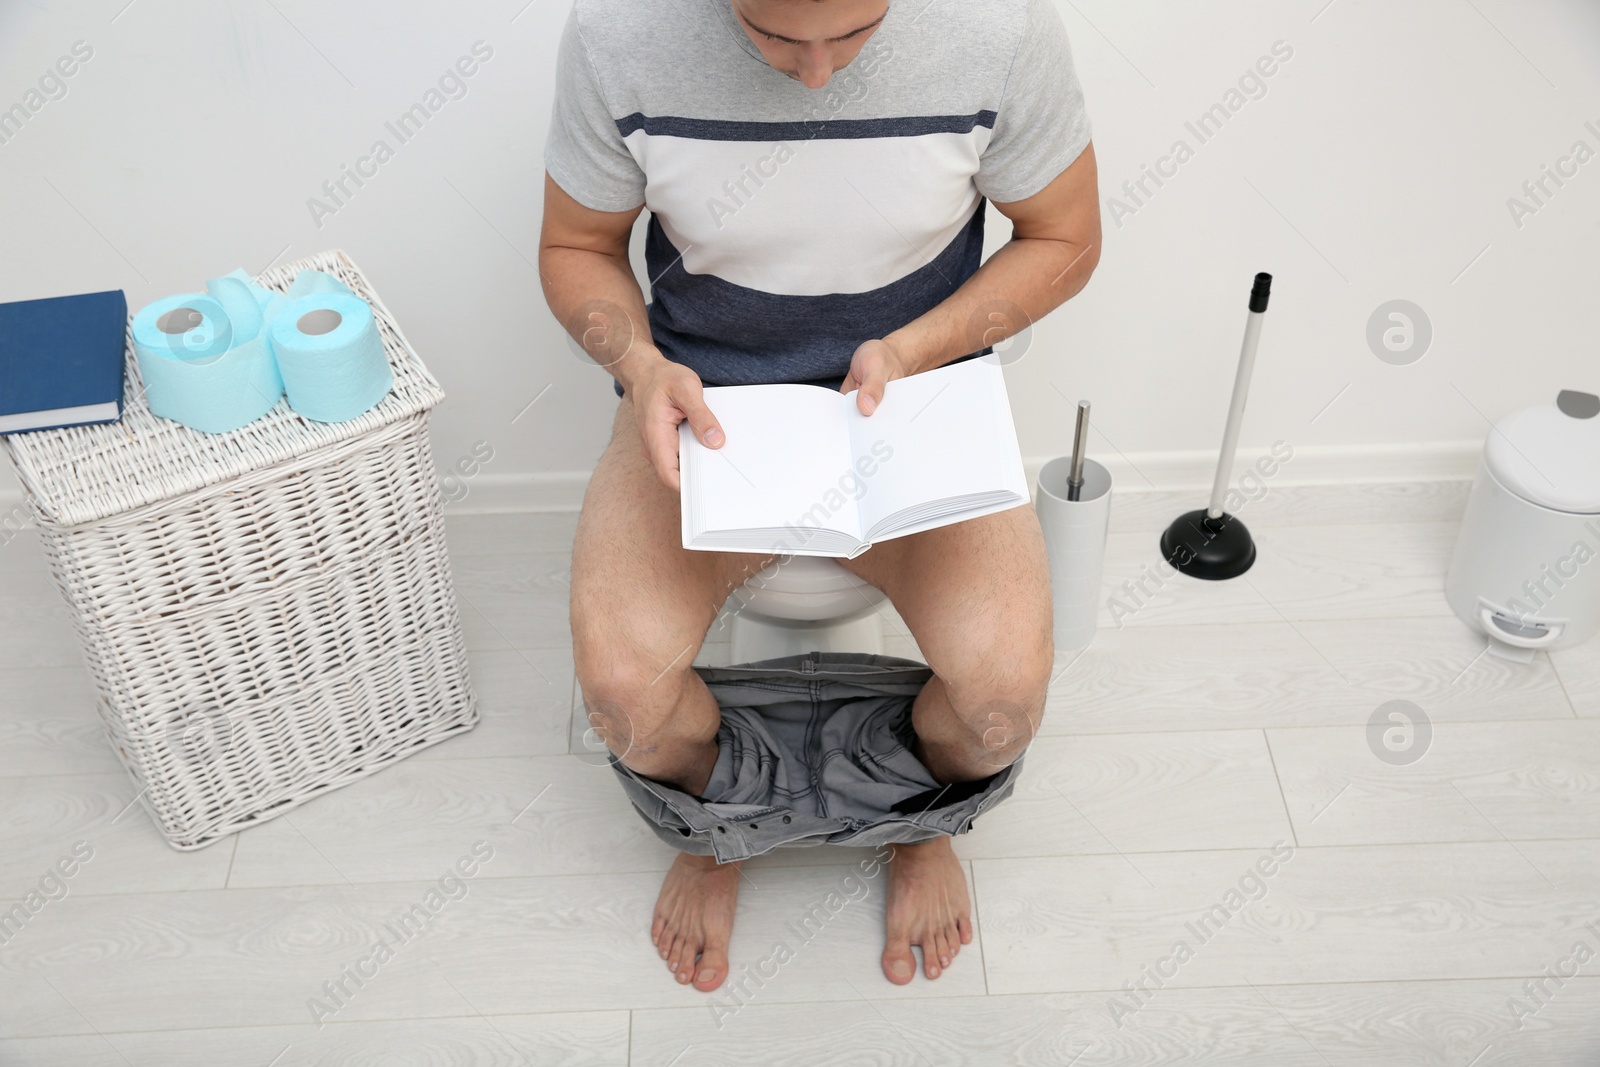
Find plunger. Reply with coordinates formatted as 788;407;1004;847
1159;272;1273;580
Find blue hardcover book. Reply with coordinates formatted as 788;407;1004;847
0;289;128;434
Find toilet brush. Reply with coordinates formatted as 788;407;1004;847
1067;400;1090;501
1036;400;1112;651
1159;272;1272;580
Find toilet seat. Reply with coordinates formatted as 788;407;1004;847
725;556;889;662
734;555;886;623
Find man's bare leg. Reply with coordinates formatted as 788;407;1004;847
571;396;776;992
839;503;1054;983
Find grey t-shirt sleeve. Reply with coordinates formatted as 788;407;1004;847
544;7;647;212
974;0;1093;204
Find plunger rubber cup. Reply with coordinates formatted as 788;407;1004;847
1160;509;1257;580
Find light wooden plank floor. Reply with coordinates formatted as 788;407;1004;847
2;484;1599;1065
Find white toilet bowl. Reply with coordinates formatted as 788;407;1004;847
727;555;886;663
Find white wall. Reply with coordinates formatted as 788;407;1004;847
2;0;1597;509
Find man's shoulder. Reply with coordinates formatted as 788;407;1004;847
568;0;644;30
567;0;701;54
888;0;1042;77
908;0;1036;39
918;0;1034;28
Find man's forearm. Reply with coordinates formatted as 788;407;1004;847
884;232;1099;377
538;244;666;393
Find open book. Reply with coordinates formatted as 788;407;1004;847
679;355;1030;558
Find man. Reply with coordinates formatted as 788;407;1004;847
539;0;1099;993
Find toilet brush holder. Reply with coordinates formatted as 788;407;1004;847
1035;456;1112;651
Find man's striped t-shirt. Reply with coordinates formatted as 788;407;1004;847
545;0;1092;397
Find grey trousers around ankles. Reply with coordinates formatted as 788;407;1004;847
608;651;1024;864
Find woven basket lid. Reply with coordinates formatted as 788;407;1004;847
2;249;445;528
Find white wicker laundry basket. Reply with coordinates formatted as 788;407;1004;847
2;249;477;850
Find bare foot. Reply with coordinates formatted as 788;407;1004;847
881;837;973;984
652;852;742;991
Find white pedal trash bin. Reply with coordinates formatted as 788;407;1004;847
1445;389;1600;651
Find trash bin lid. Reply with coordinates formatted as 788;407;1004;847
1484;389;1600;513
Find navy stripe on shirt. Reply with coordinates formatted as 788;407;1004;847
611;203;989;397
613;111;998;142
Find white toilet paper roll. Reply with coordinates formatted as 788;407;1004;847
1034;457;1112;652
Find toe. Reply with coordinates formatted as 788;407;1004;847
666;932;688;976
957;914;974;945
675;937;702;984
924;933;943;979
882;936;916;985
693;937;731;992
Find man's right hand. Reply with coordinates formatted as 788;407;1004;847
624;351;725;493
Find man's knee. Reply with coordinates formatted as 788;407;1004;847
942;631;1051;770
959;689;1047;772
573;620;698;733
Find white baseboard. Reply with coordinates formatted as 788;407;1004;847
1039;440;1481;495
439;441;1483;515
0;441;1482;515
443;471;591;514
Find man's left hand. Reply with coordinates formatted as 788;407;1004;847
840;337;914;416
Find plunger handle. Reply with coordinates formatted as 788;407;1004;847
1206;273;1272;519
1067;400;1090;501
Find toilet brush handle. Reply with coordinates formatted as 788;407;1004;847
1067;400;1090;501
1207;273;1272;520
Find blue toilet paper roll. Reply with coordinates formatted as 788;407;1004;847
286;269;353;302
204;276;265;346
132;293;285;434
211;268;278;312
201;267;349;342
239;269;275;300
266;292;393;423
253;270;350;338
132;293;233;363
